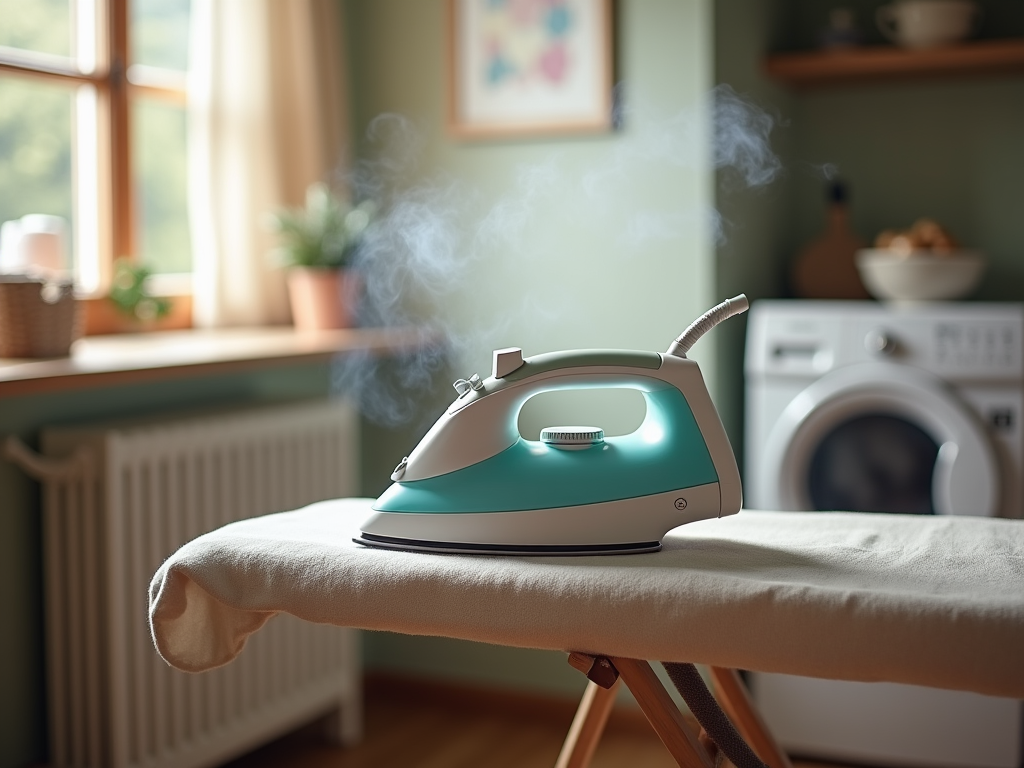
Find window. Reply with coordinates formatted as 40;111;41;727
0;0;191;328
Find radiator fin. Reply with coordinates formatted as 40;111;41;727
39;400;362;768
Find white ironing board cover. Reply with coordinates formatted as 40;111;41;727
149;499;1024;698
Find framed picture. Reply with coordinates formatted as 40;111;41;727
447;0;614;139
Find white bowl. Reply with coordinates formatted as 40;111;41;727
855;249;986;302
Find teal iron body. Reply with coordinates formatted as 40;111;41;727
356;296;748;555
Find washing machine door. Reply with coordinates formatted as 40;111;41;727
760;363;999;516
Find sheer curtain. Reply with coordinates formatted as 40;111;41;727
188;0;350;327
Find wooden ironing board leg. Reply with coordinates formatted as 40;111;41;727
708;666;793;768
562;655;787;768
554;678;620;768
608;657;716;768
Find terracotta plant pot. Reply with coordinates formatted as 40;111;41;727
286;267;360;331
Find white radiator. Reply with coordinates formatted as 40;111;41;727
8;399;362;768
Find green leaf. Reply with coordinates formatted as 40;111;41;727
107;258;173;321
269;183;377;269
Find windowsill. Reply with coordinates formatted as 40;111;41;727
0;325;435;397
82;293;195;335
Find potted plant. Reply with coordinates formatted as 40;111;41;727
108;258;173;325
270;183;375;331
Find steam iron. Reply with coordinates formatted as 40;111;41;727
356;295;748;556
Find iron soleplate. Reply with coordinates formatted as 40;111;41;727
353;532;662;557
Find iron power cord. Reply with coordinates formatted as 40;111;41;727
661;662;769;768
666;294;749;358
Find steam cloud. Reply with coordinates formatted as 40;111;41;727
713;84;782;189
332;85;781;429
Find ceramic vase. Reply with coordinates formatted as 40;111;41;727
287;267;360;331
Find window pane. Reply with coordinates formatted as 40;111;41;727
0;77;74;272
133;98;190;274
0;0;72;58
131;0;191;70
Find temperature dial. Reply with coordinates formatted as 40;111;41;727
540;426;605;450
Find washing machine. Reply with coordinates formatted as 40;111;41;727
744;300;1024;768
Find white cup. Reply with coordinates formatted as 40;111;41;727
0;214;67;276
876;0;981;49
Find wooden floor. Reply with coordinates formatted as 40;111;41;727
222;675;855;768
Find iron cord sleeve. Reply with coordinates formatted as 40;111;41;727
666;294;749;358
661;662;769;768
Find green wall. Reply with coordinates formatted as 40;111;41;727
345;0;716;698
749;0;1024;305
712;0;795;459
346;0;717;434
787;78;1024;301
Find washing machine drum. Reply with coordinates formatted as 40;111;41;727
760;363;999;517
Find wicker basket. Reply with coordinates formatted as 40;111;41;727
0;275;81;358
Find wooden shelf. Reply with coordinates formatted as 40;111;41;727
765;38;1024;87
0;326;436;397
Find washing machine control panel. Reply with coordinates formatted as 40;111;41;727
933;321;1020;373
747;302;1023;382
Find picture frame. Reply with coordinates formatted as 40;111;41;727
447;0;614;139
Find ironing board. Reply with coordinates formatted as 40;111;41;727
149;499;1024;768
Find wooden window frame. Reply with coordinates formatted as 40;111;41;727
0;0;192;334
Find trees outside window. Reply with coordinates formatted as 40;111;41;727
0;0;191;311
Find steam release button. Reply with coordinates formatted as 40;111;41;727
391;457;408;481
493;347;525;378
